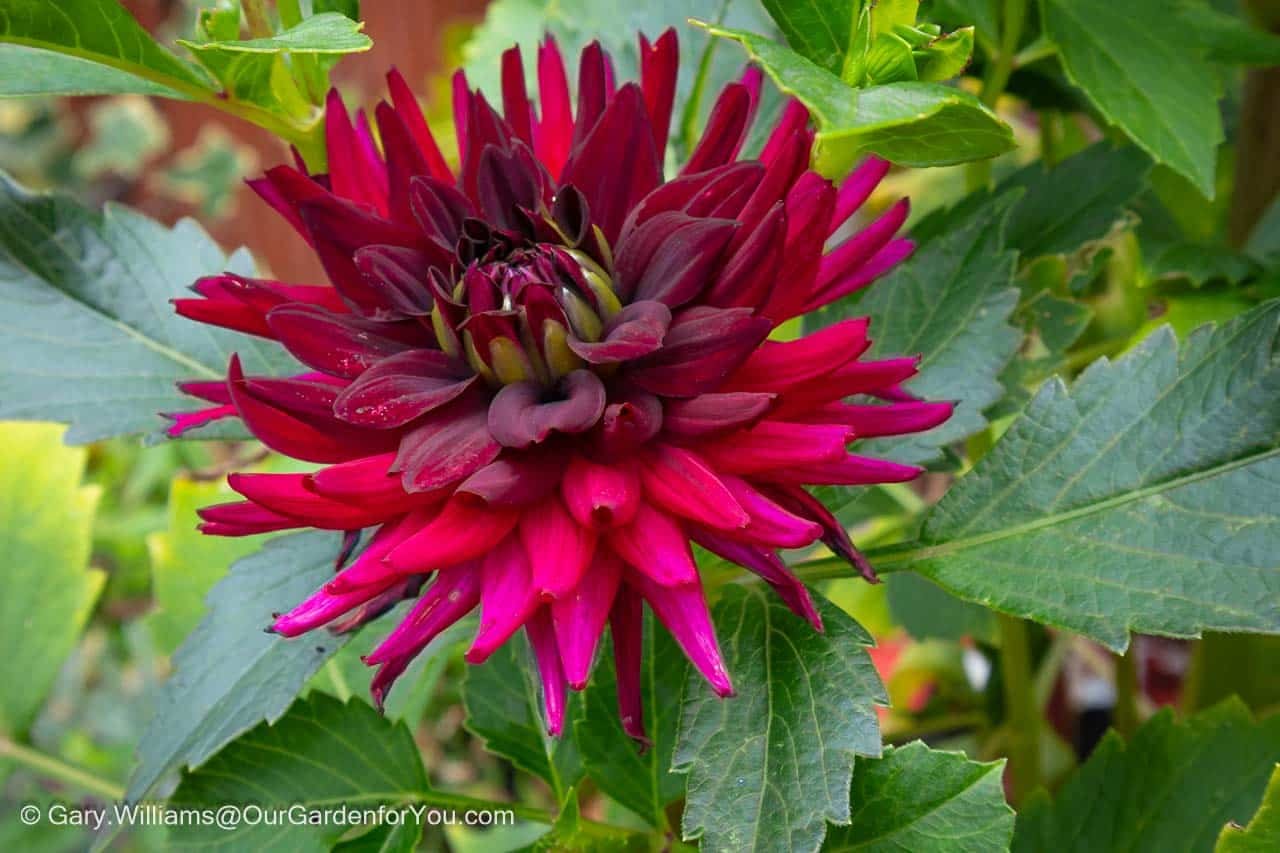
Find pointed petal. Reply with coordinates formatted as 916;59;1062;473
662;392;774;438
266;304;419;378
608;503;697;586
382;500;521;578
629;306;772;397
609;584;648;743
630;571;733;697
334;350;477;428
526;607;569;735
639;444;749;530
690;530;822;629
551;548;622;688
567;300;671;363
467;535;540;663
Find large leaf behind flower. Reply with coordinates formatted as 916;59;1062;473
891;300;1280;650
0;172;292;443
827;742;1014;852
1012;699;1280;853
126;531;349;800
168;693;427;852
674;586;884;853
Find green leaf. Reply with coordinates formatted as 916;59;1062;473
180;12;372;56
760;0;857;74
1176;1;1280;67
0;0;213;97
1040;0;1223;196
574;612;686;828
918;26;975;82
1218;765;1280;853
914;143;1152;261
333;821;422;853
700;24;1014;175
818;191;1021;472
825;741;1013;852
144;477;269;657
169;693;427;852
126;531;350;800
895;300;1280;650
1012;699;1280;853
886;572;996;643
462;636;583;801
0;422;104;735
0;171;292;443
674;586;885;853
0;43;186;96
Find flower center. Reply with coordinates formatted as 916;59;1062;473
431;240;622;388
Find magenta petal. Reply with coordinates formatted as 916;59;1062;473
467;535;540;663
662;391;775;438
717;474;823;549
639;444;749;531
488;370;607;448
561;456;641;530
382;500;521;578
307;452;405;503
682;82;751;175
727;318;871;392
609;584;649;744
813;401;955;437
832;156;891;232
551;548;622;688
607;503;697;586
519;497;597;600
387;68;452;182
334;350;477;428
690;530;822;630
759;454;924;486
696;421;852;475
568;300;671;363
817;199;910;289
594;386;664;456
629;570;733;697
197;500;302;536
525;607;569;735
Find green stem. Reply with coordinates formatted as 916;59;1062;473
981;0;1028;108
1113;646;1140;738
998;613;1042;804
966;0;1027;191
680;1;731;156
0;737;125;800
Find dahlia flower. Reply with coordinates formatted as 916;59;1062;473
171;30;951;739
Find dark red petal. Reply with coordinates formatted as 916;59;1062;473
227;355;397;463
501;45;534;145
762;483;880;583
457;450;569;507
266;304;417;378
615;214;737;307
353;245;442;317
593;385;664;456
488;370;607;448
629;306;772;397
535;36;573;178
639;29;678;157
682;83;751;175
324;89;388;215
393;393;502;491
761;171;837;321
572;41;609;147
702;202;786;310
561;83;662;244
334;350;478;428
387;67;452;182
662;391;775;438
568;300;671;363
409;175;475;248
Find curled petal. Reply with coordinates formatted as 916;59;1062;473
488;370;607;448
568;300;671;364
335;350;477;428
561;456;641;529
